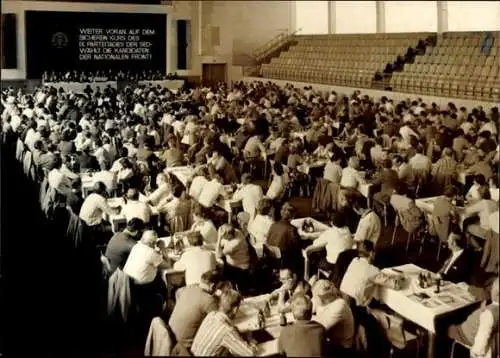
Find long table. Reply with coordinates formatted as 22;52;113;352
376;263;481;358
43;81;117;93
233;293;295;357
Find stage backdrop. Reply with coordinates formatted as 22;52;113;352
25;11;167;79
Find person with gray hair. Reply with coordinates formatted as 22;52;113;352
278;293;326;357
311;279;355;357
123;230;169;289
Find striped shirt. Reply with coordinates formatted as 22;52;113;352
191;311;255;356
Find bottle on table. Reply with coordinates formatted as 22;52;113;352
258;310;265;329
279;313;287;326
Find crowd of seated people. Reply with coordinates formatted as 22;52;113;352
1;79;499;357
42;69;180;83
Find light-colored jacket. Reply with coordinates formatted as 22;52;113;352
144;317;174;356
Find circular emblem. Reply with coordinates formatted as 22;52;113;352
51;32;68;48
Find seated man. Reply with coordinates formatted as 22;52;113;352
122;187;152;226
340;240;380;308
352;194;382;248
191;289;258;356
173;231;217;286
123;230;170;299
232;173;263;221
311;280;355;358
278;293;326;358
437;230;474;284
303;212;353;277
216;224;251;293
79;181;120;234
448;278;499;358
169;270;219;352
267;268;312;314
92;160;117;195
105;218;145;273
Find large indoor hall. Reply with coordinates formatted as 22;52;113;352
1;0;499;357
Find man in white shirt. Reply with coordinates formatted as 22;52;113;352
399;122;419;143
79;182;119;227
303;213;353;275
352;195;382;247
323;153;343;184
340;157;365;190
173;232;217;286
189;168;210;201
122;187;152;225
92;160;117;195
47;156;72;195
123;230;169;302
266;162;286;200
311;280;355;354
198;175;226;208
340;240;380;307
232;173;263;221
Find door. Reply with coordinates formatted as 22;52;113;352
202;63;227;87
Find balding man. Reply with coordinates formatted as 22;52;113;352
123;230;170;300
278;294;325;358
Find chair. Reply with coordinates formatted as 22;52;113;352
391;204;425;257
449;339;471;358
370;308;422;358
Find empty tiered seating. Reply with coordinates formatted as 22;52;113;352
261;33;428;88
391;31;499;102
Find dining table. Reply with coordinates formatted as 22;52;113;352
233;293;296;357
375;263;481;358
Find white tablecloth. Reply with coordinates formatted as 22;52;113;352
291;217;330;240
376;263;480;333
233;294;296;357
43;81;117;93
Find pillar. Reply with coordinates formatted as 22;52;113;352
437;1;448;34
376;1;385;33
328;1;336;34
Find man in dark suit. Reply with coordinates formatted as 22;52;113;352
278;294;325;358
267;203;304;278
438;231;474;284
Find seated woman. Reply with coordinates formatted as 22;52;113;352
267;268;312;314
